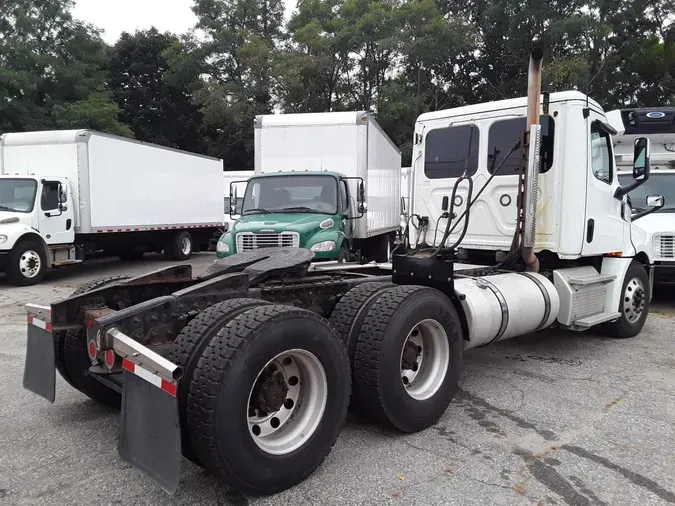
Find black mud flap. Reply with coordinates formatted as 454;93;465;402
118;370;181;494
22;324;56;403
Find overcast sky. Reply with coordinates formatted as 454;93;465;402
72;0;297;44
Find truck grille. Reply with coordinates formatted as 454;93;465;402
655;235;675;259
236;232;300;252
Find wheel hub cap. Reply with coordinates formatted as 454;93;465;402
19;250;41;278
247;349;328;455
400;319;450;401
624;277;646;323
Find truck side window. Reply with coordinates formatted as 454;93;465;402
424;124;479;179
340;180;349;212
40;182;60;211
487;115;555;175
591;122;612;184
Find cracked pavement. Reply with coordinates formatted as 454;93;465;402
1;254;675;505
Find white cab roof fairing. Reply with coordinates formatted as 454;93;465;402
416;91;602;124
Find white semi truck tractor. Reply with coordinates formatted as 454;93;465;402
21;41;663;497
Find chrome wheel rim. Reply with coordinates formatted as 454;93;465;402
19;250;41;278
400;319;449;400
624;277;646;323
247;349;327;455
180;237;191;255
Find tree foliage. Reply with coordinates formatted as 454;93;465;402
0;0;130;135
2;0;674;166
108;28;204;152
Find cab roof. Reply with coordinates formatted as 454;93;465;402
417;91;602;123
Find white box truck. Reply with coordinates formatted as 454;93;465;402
0;130;224;285
215;111;402;262
607;107;675;285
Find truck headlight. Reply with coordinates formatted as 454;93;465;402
310;240;336;252
0;235;7;244
216;241;229;253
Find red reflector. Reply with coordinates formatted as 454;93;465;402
161;379;178;397
105;350;115;367
88;341;97;360
122;357;135;373
86;320;93;329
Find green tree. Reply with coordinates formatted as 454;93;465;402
0;0;131;135
188;0;286;168
277;0;351;112
107;28;205;153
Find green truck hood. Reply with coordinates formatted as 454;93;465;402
233;213;335;237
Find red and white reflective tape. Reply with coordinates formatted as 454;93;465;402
27;315;52;332
121;357;178;397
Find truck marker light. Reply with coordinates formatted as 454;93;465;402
121;357;178;397
88;340;98;360
104;350;116;368
607;252;623;257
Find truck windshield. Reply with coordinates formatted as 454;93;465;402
241;175;338;215
619;173;675;212
0;178;38;213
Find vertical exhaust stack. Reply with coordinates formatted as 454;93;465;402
521;40;544;272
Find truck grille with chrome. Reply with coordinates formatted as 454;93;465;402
236;232;300;252
655;235;675;259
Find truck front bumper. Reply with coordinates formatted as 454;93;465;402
0;250;9;271
653;262;675;285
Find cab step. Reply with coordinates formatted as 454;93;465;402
573;311;621;328
568;274;616;286
51;259;83;267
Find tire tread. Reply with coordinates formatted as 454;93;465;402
187;305;350;493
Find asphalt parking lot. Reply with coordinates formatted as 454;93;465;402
1;254;674;506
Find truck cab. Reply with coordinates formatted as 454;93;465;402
0;174;75;283
409;92;660;264
216;111;401;263
216;171;364;261
607;108;675;285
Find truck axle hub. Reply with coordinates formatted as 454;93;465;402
401;340;421;371
251;367;289;415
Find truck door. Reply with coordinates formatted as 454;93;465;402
581;114;625;255
38;180;75;245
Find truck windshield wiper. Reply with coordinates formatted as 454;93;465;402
243;208;272;214
0;205;14;212
280;206;323;214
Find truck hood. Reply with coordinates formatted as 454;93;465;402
0;211;33;229
632;212;675;235
233;213;334;236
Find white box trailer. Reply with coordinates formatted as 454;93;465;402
0;130;224;285
220;111;401;262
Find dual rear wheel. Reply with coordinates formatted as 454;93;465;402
173;284;462;494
